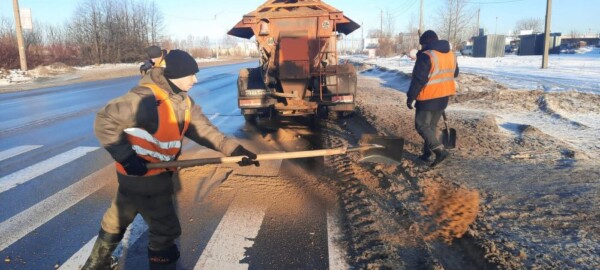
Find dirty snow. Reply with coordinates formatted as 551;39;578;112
347;49;600;269
0;58;223;87
344;47;600;161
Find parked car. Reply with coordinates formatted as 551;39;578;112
460;45;473;56
505;45;518;53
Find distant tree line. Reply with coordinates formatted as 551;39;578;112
0;0;163;69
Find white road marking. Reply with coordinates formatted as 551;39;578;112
0;163;114;252
59;215;148;270
0;146;98;194
327;210;349;270
58;236;97;270
0;145;43;162
194;198;266;270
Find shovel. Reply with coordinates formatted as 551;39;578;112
147;135;404;170
440;111;457;149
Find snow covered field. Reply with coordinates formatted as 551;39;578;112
344;47;600;94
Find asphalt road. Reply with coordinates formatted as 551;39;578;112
0;62;344;269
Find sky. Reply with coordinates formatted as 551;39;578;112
1;0;599;40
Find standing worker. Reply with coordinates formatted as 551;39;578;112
140;45;167;75
83;49;259;270
406;30;459;167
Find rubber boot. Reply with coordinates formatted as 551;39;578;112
430;147;449;168
82;229;123;270
418;145;433;162
149;245;180;270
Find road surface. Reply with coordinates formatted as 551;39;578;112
0;62;346;270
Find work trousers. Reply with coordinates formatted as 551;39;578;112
100;173;181;251
415;109;443;152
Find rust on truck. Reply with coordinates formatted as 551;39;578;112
228;0;360;122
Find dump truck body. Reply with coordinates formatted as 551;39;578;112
228;0;360;120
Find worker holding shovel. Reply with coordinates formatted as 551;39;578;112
84;49;258;270
406;30;459;167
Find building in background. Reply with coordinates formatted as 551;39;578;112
473;34;505;58
518;33;561;55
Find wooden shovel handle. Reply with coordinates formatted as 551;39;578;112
147;147;350;169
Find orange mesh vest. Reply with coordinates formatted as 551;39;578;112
116;83;191;176
416;50;457;101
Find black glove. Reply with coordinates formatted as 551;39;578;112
231;145;260;167
121;154;149;176
139;60;154;74
406;98;414;110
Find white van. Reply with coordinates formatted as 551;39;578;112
460;45;473;56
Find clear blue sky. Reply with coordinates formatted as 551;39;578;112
1;0;598;39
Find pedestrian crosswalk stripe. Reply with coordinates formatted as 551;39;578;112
194;198;266;270
59;215;148;270
0;164;114;252
58;236;97;270
0;146;98;194
0;145;43;162
327;210;349;270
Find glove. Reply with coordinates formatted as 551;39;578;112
231;145;260;167
406;98;414;110
139;60;154;74
121;154;149;176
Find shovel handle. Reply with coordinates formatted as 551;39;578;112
146;145;382;169
442;111;449;130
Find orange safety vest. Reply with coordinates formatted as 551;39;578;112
416;50;457;101
116;83;191;176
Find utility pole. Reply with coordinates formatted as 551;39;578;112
12;0;28;71
361;21;364;51
495;17;498;35
476;8;480;36
542;0;552;69
419;0;423;36
380;9;383;38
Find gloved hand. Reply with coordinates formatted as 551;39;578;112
121;154;149;176
139;60;154;74
231;145;260;167
406;98;414;110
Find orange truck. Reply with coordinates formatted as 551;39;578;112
228;0;360;122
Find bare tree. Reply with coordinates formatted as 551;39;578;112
569;30;580;38
513;17;542;35
64;0;165;65
435;0;475;50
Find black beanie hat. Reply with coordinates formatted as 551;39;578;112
419;30;439;45
163;50;199;79
145;45;163;58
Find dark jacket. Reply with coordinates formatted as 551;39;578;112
407;40;459;111
94;68;240;195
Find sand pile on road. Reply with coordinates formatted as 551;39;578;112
419;178;480;243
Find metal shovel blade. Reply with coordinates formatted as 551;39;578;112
441;127;457;149
357;134;404;165
440;111;457;149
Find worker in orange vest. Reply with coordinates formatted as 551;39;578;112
140;45;167;75
406;30;459;167
83;49;259;270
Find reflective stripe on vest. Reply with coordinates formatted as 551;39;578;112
416;50;457;101
116;83;192;176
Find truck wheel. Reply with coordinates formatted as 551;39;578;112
243;114;257;122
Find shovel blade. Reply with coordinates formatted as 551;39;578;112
358;135;404;165
441;128;457;149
